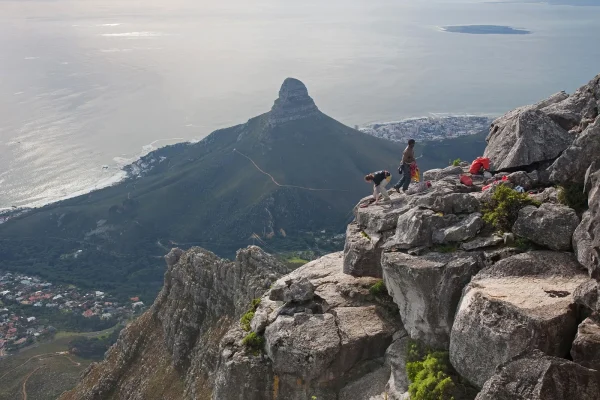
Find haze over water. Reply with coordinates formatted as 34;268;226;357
1;0;599;209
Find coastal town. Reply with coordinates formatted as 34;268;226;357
359;115;494;143
0;271;143;356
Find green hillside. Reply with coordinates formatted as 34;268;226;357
0;79;486;301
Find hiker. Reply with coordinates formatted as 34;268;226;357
394;139;416;193
365;170;392;204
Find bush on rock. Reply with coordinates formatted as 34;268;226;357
406;341;456;400
240;298;261;332
557;184;588;213
482;185;540;232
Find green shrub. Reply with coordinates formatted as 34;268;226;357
482;185;540;232
451;158;462;167
434;244;458;253
558;184;588;213
360;230;371;240
240;298;261;332
515;237;532;251
242;332;265;354
407;350;456;400
369;280;386;296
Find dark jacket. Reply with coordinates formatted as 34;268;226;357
372;170;391;186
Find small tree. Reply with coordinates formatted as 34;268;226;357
482;185;540;232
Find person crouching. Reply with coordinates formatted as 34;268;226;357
365;170;392;204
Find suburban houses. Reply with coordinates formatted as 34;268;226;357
0;271;144;354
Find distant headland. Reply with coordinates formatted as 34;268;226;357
442;25;531;35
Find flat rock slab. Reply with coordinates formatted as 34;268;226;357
476;350;600;400
450;251;588;388
382;251;483;348
571;316;600;370
461;235;503;251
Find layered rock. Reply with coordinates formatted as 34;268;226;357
343;222;387;278
268;78;320;127
512;203;580;251
382;251;483;348
475;350;600;400
60;246;292;400
213;253;405;400
450;251;589;387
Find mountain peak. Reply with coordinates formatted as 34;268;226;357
268;78;319;127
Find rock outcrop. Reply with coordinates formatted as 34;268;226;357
571;315;600;370
475;350;600;400
449;251;588;387
60;246;292;400
213;253;405;400
512;203;580;251
268;78;320;127
382;251;483;348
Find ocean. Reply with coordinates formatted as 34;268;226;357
1;0;599;208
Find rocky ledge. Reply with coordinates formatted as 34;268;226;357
62;73;600;400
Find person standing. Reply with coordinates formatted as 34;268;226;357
364;170;392;204
394;139;416;193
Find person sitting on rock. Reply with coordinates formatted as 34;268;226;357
365;170;392;204
394;139;416;193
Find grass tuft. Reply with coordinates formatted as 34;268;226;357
369;280;386;296
557;184;588;213
240;298;261;332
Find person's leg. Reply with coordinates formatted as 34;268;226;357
394;169;405;190
402;164;411;191
379;180;391;201
373;184;380;202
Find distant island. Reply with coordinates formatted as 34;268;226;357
442;25;531;35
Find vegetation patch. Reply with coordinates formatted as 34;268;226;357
406;341;455;400
434;244;458;253
482;185;540;232
451;158;462;167
514;237;532;251
557;184;588;213
242;332;265;355
369;280;386;296
240;298;261;332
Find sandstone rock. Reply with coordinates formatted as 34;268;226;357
475;350;600;400
484;108;571;171
571;316;600;370
549;117;600;184
461;235;503;251
573;162;600;278
355;197;410;233
382;251;483;348
268;78;320;127
61;246;292;400
389;207;457;250
450;251;588;387
432;213;484;244
507;170;535;190
542;73;600;132
431;192;480;215
343;222;385;278
512;203;579;251
269;277;315;303
384;334;411;399
215;252;403;400
422;166;463;181
574;279;600;312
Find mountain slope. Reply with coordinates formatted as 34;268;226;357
0;78;486;300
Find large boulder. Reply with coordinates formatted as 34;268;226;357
484;108;572;171
343;222;386;278
382;251;483;348
512;203;579;251
574;279;600;312
571;316;600;371
450;251;589;387
475;350;600;400
432;213;484;244
214;252;404;400
388;207;458;250
549;116;600;184
573;162;600;278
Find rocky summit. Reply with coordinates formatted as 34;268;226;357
62;73;600;400
268;78;320;127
